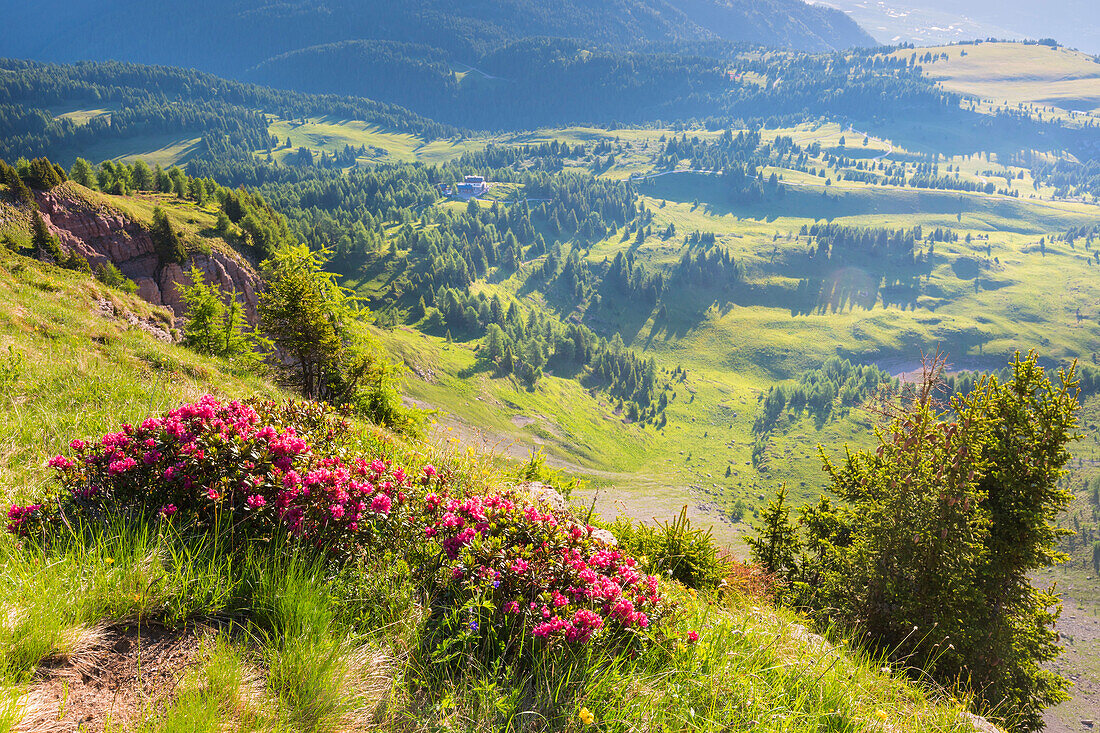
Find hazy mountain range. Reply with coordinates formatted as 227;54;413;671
814;0;1099;53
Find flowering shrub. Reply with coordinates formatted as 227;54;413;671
9;397;414;555
417;488;674;653
9;395;676;655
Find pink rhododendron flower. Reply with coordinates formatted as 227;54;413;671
371;493;392;515
48;455;73;470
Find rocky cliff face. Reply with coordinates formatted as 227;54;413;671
35;187;261;325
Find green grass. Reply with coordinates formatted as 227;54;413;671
48;105;116;127
57;133;204;167
891;42;1100;115
0;201;276;504
0;513;983;733
355;147;1100;549
266;116;480;166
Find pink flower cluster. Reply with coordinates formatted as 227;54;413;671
7;397;412;554
9;396;674;653
420;489;669;646
6;503;43;535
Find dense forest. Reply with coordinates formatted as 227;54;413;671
0;58;457;164
0;41;970;136
0;0;873;92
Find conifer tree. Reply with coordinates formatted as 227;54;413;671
258;245;352;401
753;352;1078;732
131;160;155;190
32;212;64;262
151;207;187;265
69;158;96;188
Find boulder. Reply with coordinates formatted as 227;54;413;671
515;481;567;512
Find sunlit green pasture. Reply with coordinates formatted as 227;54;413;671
893;42;1100;114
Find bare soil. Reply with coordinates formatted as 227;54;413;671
17;623;207;732
1043;588;1100;733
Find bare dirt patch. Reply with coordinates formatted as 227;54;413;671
17;623;207;732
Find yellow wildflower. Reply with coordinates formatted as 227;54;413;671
579;707;595;726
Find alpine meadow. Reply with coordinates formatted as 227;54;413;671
0;3;1099;732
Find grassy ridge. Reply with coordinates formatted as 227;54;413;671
892;42;1100;115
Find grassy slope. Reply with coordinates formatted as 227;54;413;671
267;116;479;166
357;129;1100;547
891;42;1100;115
0;188;278;505
24;72;1100;724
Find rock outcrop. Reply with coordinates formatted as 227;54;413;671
35;186;260;325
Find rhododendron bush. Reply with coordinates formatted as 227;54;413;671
8;396;674;653
419;488;673;655
10;397;415;555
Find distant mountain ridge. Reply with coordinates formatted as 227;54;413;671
2;0;875;95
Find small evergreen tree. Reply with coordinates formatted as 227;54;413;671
69;158;96;189
258;244;353;400
179;266;260;364
130;160;155;191
151;207;187;266
95;262;138;293
8;171;35;207
32;212;64;262
24;157;64;191
752;352;1078;732
747;484;800;577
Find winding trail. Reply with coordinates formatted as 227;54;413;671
843;125;894;161
629;168;722;181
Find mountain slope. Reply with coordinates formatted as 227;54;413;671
3;0;875;95
671;0;873;50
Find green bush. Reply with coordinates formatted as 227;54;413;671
609;506;730;591
751;352;1079;732
95;262;138;293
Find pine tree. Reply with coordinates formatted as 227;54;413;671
746;485;799;577
259;245;354;401
151;207;187;266
32;212;64;262
130;160;155;190
69;158;96;189
179;266;227;357
24;158;63;191
754;353;1078;732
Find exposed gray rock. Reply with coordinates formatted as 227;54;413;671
588;527;618;546
960;711;1003;733
515;481;567;512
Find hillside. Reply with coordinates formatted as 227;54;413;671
0;181;998;732
0;213;280;504
3;40;1099;730
3;0;874;89
891;41;1100;115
